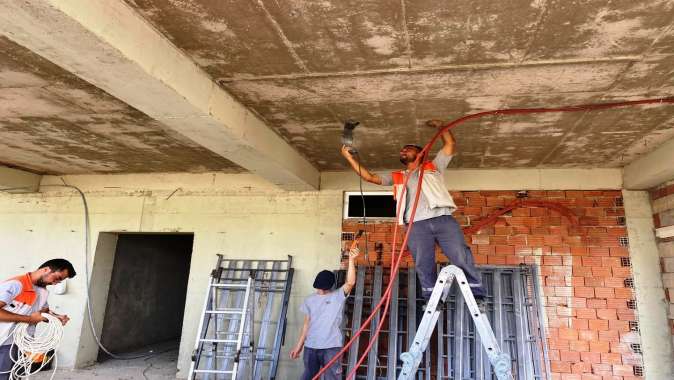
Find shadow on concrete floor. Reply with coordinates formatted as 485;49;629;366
33;348;179;380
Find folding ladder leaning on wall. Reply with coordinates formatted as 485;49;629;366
188;255;294;380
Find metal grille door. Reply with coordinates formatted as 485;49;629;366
189;256;294;380
344;265;548;380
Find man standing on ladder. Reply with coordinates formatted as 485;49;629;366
340;120;486;303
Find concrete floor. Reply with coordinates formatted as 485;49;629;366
34;349;179;380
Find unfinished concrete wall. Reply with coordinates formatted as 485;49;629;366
0;168;648;379
99;234;193;354
649;182;674;349
0;173;343;379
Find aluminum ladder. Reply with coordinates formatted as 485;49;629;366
398;265;513;380
188;255;294;380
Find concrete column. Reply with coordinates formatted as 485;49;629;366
0;165;40;193
623;190;674;379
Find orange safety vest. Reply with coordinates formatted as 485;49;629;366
391;161;438;200
390;161;457;224
0;273;46;345
10;273;38;307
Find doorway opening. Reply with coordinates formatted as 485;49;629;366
97;233;193;361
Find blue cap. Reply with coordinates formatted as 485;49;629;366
313;270;336;290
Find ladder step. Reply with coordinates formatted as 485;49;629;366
206;309;246;314
193;369;236;374
211;283;249;288
199;338;240;343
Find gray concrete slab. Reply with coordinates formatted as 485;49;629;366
34;350;179;380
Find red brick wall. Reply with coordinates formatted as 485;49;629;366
650;183;674;341
343;190;643;380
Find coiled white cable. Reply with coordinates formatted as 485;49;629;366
7;313;63;380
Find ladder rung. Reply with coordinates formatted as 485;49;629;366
194;369;236;374
211;283;250;288
199;338;240;343
206;309;246;314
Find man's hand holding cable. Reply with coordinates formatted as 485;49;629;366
28;311;47;324
425;119;455;155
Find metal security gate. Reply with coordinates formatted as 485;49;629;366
189;256;294;380
343;265;549;380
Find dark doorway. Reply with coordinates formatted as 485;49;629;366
98;234;193;359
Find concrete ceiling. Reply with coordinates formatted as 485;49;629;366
0;36;242;175
1;0;673;176
126;0;674;170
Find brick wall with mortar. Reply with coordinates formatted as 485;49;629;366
650;181;674;346
343;190;643;380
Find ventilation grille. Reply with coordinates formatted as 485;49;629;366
634;366;644;377
341;232;355;241
629;321;640;332
630;343;642;354
615;197;624;207
617;216;626;226
627;300;637;309
624;278;634;288
621;257;632;267
619;236;629;247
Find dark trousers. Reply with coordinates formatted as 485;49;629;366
407;214;486;299
301;347;342;380
0;345;15;380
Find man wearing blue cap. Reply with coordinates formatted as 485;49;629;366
289;248;359;380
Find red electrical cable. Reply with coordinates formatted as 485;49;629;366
312;96;674;380
464;198;579;235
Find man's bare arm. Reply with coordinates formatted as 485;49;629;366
289;315;310;359
343;248;360;295
0;301;45;324
340;146;384;185
426;120;456;156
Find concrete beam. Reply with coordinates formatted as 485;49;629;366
0;0;319;191
0;166;41;193
623;137;674;190
656;225;674;239
623;191;674;380
321;168;623;191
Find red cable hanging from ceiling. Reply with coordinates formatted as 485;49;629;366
312;96;674;380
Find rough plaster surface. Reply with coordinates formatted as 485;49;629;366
0;0;672;179
623;190;674;380
0;0;320;190
0;36;241;175
126;0;674;171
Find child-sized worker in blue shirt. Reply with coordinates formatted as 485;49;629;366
290;247;359;380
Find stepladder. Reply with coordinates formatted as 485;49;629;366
188;255;294;380
398;265;513;380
